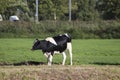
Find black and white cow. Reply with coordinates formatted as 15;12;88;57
31;33;72;65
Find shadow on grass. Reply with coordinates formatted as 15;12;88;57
13;61;46;66
1;61;120;66
0;61;61;66
90;62;120;65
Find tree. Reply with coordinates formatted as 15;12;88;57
0;0;17;19
52;0;68;20
27;0;69;20
0;0;30;21
96;0;120;20
75;0;98;21
28;0;55;20
0;0;17;13
38;0;55;20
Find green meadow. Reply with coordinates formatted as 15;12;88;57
0;39;120;65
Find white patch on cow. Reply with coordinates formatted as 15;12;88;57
33;39;38;45
45;37;57;45
67;42;72;51
62;52;66;65
54;51;60;54
44;53;48;58
48;54;53;66
64;33;69;37
67;42;72;65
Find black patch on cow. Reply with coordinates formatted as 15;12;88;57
53;34;71;44
40;40;56;53
32;40;56;52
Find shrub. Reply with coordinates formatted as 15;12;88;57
0;20;120;39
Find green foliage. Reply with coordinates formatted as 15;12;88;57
38;0;55;20
27;0;68;20
0;0;30;21
0;0;17;13
0;21;120;39
1;0;120;20
76;0;98;21
96;0;120;20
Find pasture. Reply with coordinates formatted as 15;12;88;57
0;39;120;65
0;39;120;80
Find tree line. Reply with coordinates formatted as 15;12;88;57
0;0;120;21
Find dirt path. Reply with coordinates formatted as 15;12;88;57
0;65;120;80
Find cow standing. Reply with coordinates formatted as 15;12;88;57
31;33;72;65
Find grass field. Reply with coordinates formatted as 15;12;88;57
0;39;120;80
0;39;120;65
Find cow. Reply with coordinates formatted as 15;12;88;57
31;33;72;66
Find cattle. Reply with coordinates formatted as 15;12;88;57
31;33;72;65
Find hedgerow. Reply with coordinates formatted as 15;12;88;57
0;20;120;39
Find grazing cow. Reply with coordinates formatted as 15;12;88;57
31;33;72;65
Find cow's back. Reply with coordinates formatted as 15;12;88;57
44;33;72;53
53;34;71;44
52;34;71;53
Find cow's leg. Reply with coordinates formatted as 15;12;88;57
62;52;66;65
47;54;53;66
44;53;48;58
67;43;73;65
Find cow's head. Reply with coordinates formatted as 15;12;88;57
31;39;41;50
